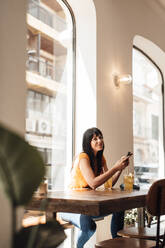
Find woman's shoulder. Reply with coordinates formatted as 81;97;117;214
78;152;90;160
72;153;89;167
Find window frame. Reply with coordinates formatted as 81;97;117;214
133;45;165;181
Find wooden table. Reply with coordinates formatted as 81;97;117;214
27;188;148;217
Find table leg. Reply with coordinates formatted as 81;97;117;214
137;207;145;227
46;211;57;221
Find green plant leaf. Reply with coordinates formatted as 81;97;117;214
0;124;45;206
14;220;66;248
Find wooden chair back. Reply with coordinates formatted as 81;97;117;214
146;178;165;247
147;179;165;216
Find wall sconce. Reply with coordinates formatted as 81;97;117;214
114;74;132;88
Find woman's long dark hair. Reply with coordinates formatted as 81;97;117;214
82;127;104;175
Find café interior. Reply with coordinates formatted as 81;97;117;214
0;0;165;247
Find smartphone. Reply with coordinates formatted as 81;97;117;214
127;151;133;157
123;152;133;162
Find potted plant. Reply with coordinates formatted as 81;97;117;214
124;208;138;227
0;124;66;248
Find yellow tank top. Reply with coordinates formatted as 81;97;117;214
69;152;106;189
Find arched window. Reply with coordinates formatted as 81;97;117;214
26;0;75;190
133;47;164;187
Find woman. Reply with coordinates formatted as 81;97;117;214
61;127;130;248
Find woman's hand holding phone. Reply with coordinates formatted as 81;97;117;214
124;151;133;164
127;151;133;157
114;152;133;171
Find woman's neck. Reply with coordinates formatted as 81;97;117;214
93;151;97;157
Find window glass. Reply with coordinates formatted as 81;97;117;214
26;0;74;190
133;48;164;188
152;115;159;140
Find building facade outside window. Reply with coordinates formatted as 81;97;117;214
133;47;164;188
26;0;75;190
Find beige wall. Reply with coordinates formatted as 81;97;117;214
0;0;26;247
94;0;165;242
94;0;165;181
0;0;26;135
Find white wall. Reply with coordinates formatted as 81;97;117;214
67;0;97;155
0;0;26;247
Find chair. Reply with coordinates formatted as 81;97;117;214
95;179;165;248
23;211;75;248
118;209;164;241
22;210;46;227
117;224;164;241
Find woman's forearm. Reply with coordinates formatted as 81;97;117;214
89;167;118;189
80;156;129;190
112;170;122;186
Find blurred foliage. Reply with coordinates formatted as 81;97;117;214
0;124;66;248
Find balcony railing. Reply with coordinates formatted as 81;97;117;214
28;0;67;32
27;55;55;80
27;55;65;82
